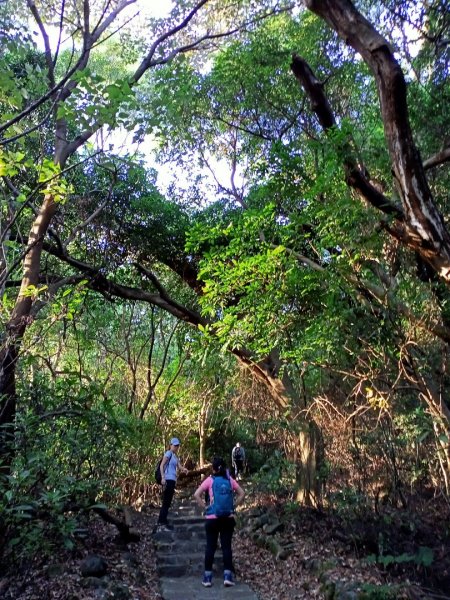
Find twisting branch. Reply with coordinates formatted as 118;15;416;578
301;0;450;284
291;54;403;221
27;0;56;88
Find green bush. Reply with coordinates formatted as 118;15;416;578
253;450;295;495
0;392;135;566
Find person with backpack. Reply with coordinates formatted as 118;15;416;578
231;442;245;480
193;457;245;588
157;437;188;531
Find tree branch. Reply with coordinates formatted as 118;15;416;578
291;53;404;220
303;0;450;283
27;0;55;88
423;146;450;170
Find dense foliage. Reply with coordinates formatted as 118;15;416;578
0;2;449;587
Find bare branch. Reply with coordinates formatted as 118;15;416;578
27;0;55;88
424;146;450;170
1;96;60;146
65;175;116;247
133;0;210;82
0;1;137;139
52;0;67;68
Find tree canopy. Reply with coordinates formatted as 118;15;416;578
1;1;450;588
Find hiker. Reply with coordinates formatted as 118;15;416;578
157;437;188;531
231;442;245;480
193;457;245;588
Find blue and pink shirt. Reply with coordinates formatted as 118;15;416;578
198;475;239;519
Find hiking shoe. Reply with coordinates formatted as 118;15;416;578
202;572;212;587
157;523;173;532
223;571;235;587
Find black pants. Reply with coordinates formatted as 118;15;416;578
158;479;176;524
234;459;244;477
204;517;235;571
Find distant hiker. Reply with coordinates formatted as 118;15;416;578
157;437;188;531
194;456;245;588
231;442;245;480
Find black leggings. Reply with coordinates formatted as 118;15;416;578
234;459;244;476
204;517;235;571
158;479;176;524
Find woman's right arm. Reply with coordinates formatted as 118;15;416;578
194;484;207;509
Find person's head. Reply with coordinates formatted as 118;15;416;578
236;442;240;447
170;437;180;453
212;456;227;477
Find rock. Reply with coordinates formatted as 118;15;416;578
107;582;131;599
322;580;336;600
121;551;139;567
335;588;359;600
264;521;284;535
304;557;323;571
333;581;360;600
246;508;264;518
47;563;66;578
251;513;271;530
80;555;108;577
80;576;108;589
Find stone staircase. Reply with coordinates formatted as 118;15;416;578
153;497;259;599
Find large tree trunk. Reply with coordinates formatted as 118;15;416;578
0;193;58;436
239;349;325;507
295;421;324;507
297;0;450;283
198;400;207;467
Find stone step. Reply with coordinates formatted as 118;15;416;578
158;552;222;566
176;528;206;541
171;515;205;526
153;528;205;542
160;575;259;600
157;555;224;577
159;552;223;563
155;499;258;599
156;540;206;553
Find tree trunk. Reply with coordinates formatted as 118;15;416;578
0;192;58;453
240;349;325;507
301;0;450;283
199;403;207;467
294;421;324;507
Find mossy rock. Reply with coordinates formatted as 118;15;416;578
359;584;403;599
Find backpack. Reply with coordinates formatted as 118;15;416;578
233;446;243;461
154;451;173;485
205;475;234;517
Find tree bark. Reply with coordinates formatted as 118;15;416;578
0;192;58;446
299;0;450;284
199;397;208;467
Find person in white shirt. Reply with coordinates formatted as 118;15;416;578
231;442;246;480
157;437;188;530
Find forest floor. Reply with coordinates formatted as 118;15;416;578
2;481;450;600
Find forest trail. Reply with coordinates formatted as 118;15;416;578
154;495;259;600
